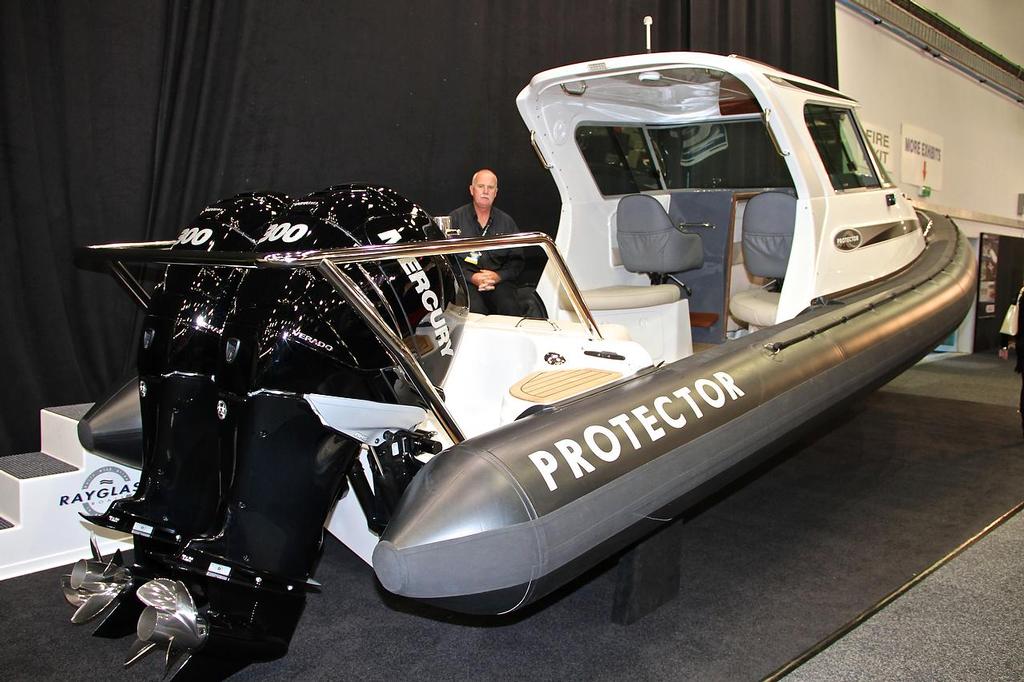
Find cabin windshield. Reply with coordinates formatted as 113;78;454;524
569;66;793;195
803;104;881;191
576;120;794;195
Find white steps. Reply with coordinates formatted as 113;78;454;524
0;404;139;580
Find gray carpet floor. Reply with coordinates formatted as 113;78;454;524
784;351;1024;681
882;351;1019;407
787;512;1024;681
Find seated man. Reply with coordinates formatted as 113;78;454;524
448;168;525;315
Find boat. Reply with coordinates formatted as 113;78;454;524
61;52;975;677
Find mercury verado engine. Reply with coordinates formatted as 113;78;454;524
64;185;464;678
63;192;290;638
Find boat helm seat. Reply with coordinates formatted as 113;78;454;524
730;191;796;328
580;194;704;311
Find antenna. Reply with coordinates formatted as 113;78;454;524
643;15;653;53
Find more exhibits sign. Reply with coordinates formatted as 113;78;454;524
900;123;944;190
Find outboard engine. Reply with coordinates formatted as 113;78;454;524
63;193;288;637
155;185;464;673
65;184;466;677
179;184;463;578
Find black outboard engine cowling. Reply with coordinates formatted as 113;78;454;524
68;185;465;677
176;184;465;587
86;192;289;544
76;194;295;468
63;193;289;647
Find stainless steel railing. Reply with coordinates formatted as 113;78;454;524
77;231;601;444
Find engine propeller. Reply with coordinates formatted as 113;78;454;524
60;535;132;624
124;578;208;678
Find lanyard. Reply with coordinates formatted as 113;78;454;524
476;212;493;237
480;220;492;238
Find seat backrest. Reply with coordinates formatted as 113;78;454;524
616;194;703;275
741;191;796;279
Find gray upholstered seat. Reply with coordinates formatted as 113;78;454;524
581;194;704;312
617;194;704;278
740;191;795;279
730;191;796;327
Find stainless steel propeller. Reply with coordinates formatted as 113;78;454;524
124;578;208;679
60;534;132;624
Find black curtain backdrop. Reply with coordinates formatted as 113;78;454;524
0;0;837;454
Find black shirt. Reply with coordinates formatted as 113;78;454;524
447;203;525;284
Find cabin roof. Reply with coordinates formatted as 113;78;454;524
522;52;856;114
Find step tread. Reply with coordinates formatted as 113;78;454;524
45;403;93;420
0;452;78;479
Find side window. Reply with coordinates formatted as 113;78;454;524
576;126;661;196
804;105;881;191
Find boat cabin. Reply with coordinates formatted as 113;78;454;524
517;52;925;362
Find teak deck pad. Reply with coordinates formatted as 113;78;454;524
509;368;622;403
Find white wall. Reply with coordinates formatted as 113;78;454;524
836;2;1024;231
